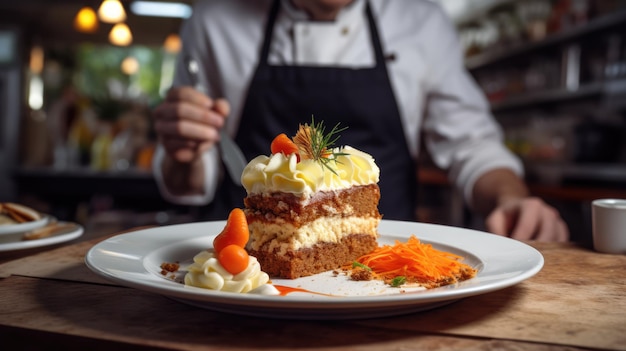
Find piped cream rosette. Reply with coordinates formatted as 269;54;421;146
184;250;270;293
241;146;380;197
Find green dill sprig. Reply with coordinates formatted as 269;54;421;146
294;117;349;175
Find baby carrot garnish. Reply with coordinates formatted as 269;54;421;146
213;208;252;274
218;244;250;275
213;208;249;253
271;133;300;161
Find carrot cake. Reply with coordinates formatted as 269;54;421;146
241;120;381;279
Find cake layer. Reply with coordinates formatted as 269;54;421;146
244;184;381;226
247;233;379;279
246;216;380;254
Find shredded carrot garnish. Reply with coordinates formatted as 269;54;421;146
355;235;476;288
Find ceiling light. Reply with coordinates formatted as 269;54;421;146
121;56;140;75
163;33;182;53
109;23;133;46
74;7;99;33
28;45;45;110
130;1;192;18
29;75;44;110
98;0;127;23
29;45;44;74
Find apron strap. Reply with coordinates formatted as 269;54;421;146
259;0;281;67
365;1;386;66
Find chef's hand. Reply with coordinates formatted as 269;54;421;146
153;86;230;163
485;197;569;242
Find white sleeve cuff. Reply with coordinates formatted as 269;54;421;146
152;144;220;206
454;145;525;210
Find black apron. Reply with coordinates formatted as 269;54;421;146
207;0;417;221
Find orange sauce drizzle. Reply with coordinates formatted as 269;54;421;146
273;285;334;297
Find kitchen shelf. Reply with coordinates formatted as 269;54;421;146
14;167;157;197
465;9;626;71
13;167;188;221
490;82;604;112
489;78;626;112
528;162;626;183
418;165;626;203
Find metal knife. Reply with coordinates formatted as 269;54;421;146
184;56;247;186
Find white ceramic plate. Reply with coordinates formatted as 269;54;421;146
0;214;51;235
86;220;543;319
0;222;84;252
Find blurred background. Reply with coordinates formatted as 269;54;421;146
0;0;625;245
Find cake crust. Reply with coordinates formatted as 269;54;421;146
247;234;378;279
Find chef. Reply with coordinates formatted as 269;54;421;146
152;0;569;242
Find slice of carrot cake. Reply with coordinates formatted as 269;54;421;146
241;120;381;279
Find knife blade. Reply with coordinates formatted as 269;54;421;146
184;56;247;186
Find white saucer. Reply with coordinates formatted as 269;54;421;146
0;214;51;235
0;222;83;253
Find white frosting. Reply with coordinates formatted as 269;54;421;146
184;250;270;293
241;146;379;196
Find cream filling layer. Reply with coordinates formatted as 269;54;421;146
247;216;379;255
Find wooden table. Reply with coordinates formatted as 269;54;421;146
0;228;624;351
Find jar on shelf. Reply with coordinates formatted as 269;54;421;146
90;122;113;171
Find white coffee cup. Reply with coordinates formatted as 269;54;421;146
591;199;626;254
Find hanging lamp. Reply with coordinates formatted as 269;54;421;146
163;33;182;53
98;0;127;23
109;23;133;46
73;7;99;33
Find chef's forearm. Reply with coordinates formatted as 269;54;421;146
471;168;529;216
